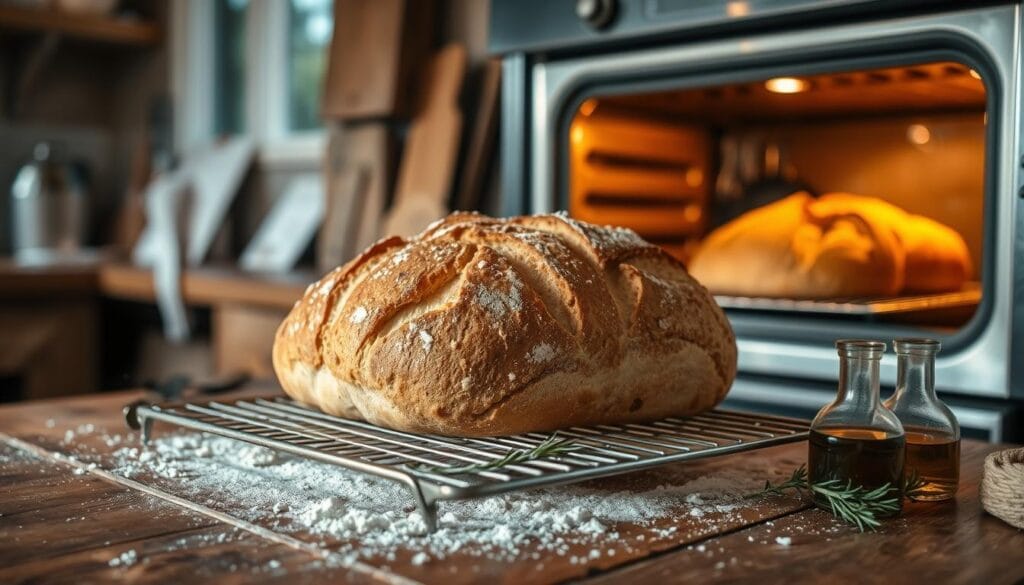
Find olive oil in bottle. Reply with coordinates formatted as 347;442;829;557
884;339;960;502
902;428;960;501
808;341;906;515
808;428;905;515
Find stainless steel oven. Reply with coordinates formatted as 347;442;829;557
490;0;1024;441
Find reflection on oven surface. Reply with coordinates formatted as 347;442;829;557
568;61;986;330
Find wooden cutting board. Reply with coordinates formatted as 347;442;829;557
382;44;467;238
317;122;390;272
321;0;435;120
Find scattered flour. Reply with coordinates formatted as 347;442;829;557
775;536;792;547
474;268;524;319
418;330;433;351
317;279;334;297
390;250;410;266
350;306;369;324
528;343;556;364
108;549;138;568
106;432;773;566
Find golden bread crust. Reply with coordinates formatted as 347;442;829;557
273;212;736;436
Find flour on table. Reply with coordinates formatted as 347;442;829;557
106;431;778;566
108;549;138;567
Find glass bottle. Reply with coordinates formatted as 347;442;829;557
883;338;960;501
808;340;905;515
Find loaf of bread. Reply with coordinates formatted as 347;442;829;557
689;192;972;299
273;212;737;437
810;193;972;294
689;192;905;298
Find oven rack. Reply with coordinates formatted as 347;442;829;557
714;282;981;316
124;397;808;532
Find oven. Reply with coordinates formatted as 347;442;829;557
489;0;1024;441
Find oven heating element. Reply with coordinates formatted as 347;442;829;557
124;397;809;531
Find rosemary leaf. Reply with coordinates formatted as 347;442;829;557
748;466;906;532
413;433;580;476
746;464;808;499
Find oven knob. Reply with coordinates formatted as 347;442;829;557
576;0;616;30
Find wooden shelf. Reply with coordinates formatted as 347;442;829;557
98;263;313;310
0;259;312;310
0;5;161;46
0;257;101;298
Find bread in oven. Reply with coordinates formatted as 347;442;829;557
811;193;972;294
272;212;737;437
689;192;906;298
689;192;971;299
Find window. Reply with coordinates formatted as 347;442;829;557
175;0;334;166
287;0;333;132
213;0;246;136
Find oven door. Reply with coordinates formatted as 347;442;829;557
525;5;1022;400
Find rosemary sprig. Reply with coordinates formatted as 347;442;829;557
414;434;580;475
753;464;809;498
747;463;921;532
812;478;901;532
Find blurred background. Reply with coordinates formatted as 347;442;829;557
0;0;496;402
0;0;1018;443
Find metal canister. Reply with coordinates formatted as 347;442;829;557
10;143;88;253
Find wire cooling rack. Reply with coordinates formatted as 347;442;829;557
124;397;808;531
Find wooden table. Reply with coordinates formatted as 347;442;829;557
1;390;1022;584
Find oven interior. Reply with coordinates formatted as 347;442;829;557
566;60;987;334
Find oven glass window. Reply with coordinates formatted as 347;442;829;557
567;61;986;331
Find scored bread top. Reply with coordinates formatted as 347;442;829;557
273;212;736;434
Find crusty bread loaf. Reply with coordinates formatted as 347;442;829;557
689;192;906;298
273;212;736;437
811;193;972;294
689;192;972;299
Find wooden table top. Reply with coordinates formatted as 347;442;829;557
1;390;1022;585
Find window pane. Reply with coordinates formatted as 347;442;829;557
214;0;247;135
287;0;333;132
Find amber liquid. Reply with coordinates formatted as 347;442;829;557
808;428;905;516
903;428;960;501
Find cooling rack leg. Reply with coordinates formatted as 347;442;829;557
409;482;439;533
140;417;154;445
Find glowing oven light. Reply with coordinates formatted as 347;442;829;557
571;124;585;145
907;124;931;145
726;1;750;17
764;77;809;94
579;98;598;117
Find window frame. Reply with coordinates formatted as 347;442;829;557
171;0;326;169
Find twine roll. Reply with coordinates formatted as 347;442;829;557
981;447;1024;530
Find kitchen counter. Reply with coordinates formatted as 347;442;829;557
1;389;1022;584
